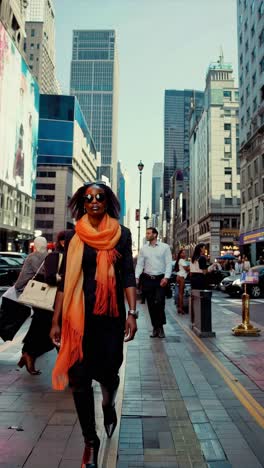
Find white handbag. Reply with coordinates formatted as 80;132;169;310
18;254;62;312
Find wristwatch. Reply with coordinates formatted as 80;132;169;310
128;310;139;319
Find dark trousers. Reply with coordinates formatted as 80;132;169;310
22;307;54;357
141;274;166;329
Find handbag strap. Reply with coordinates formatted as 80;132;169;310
32;259;45;281
57;253;63;273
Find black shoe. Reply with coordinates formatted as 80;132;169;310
150;328;159;338
81;435;100;468
158;327;165;338
102;404;117;438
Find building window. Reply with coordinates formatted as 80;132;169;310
35;207;55;214
255;205;259;222
245;40;249;52
254;182;259;196
223;218;230;228
254;158;258;174
225;198;233;206
261;85;264;101
225;183;232;190
224;90;232;100
30;54;33;61
225;138;231;144
242;212;245;226
246;107;250;119
251;24;255;37
235;91;239;101
232;218;238;229
224;109;231;116
262;154;264;168
260;28;264;46
224;123;231;130
252;72;256;86
248;164;251;179
253;96;257;111
31;29;35;37
259;1;264;18
237;183;240;190
35;220;54;229
246;85;250;97
30;43;34;49
239;33;243;44
251;48;256;62
245;62;249;74
245;19;248;31
225;167;232;175
36;183;55;190
248;186;252;199
248;209;252;224
241;116;244;127
240;74;243;87
37;171;56;178
242;191;246;203
36;195;55;202
224;152;231;158
260;56;264;72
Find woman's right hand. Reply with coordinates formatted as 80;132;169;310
50;323;61;347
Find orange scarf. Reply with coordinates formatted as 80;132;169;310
52;214;121;390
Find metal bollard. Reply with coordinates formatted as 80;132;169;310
232;283;260;336
191;289;215;338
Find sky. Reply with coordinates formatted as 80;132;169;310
53;0;238;247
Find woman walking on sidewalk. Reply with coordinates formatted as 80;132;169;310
16;234;65;375
190;243;207;290
50;182;137;468
175;249;189;314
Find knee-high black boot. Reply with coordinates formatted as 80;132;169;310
73;387;100;468
100;376;120;438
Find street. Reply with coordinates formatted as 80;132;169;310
212;290;264;326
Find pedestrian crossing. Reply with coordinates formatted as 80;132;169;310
212;297;263;306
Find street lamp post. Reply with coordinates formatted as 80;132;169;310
144;209;150;230
137;160;144;253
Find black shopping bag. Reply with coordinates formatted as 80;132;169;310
0;297;31;341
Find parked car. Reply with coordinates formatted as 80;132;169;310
220;274;241;294
227;266;264;298
0;251;27;266
0;257;22;286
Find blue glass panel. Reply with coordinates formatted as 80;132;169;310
40;95;75;121
38;140;73;157
39;120;73;142
38;156;72;165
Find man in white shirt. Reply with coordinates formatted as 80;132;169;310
135;227;172;338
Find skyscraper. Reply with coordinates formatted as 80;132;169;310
163;90;204;222
188;56;240;260
70;30;118;191
25;0;59;94
152;162;163;216
237;1;264;264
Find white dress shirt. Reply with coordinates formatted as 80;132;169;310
135;241;172;279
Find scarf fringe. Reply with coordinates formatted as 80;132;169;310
52;319;83;390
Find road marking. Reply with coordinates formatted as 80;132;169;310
169;310;264;429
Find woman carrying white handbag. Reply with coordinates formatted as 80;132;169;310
15;234;64;375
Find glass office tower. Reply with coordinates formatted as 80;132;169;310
163;89;204;221
70;30;118;191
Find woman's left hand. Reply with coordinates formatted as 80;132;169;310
124;315;137;342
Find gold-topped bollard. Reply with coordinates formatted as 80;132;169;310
232;283;261;336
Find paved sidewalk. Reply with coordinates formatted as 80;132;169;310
0;297;264;467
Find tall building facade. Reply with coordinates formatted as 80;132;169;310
237;0;264;264
35;94;98;241
0;0;28;54
163;89;204;247
0;15;39;251
152;162;163;228
24;0;59;93
70;30;119;192
117;161;126;225
189;57;240;260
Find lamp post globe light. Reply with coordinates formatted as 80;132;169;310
144;210;150;230
137;160;144;253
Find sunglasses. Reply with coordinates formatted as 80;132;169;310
83;193;106;203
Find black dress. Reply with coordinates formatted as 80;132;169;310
59;225;136;390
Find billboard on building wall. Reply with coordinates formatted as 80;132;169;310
0;23;39;198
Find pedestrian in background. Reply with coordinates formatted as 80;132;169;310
242;255;251;272
15;237;53;375
50;182;137;468
175;249;189;315
135;227;172;338
190;243;207;290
